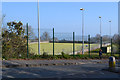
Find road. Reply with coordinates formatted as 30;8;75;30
2;62;120;78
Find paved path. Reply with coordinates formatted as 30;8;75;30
2;59;120;79
2;59;110;68
2;61;120;78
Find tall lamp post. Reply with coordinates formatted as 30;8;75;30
109;21;111;38
80;8;84;55
99;16;102;36
38;0;40;55
109;21;112;55
99;16;102;49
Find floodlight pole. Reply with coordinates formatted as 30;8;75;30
109;21;112;55
99;16;102;49
99;16;102;36
80;8;84;55
38;0;40;55
109;21;111;38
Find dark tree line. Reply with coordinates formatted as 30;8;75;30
90;34;119;43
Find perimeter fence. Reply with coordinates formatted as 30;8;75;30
2;23;117;59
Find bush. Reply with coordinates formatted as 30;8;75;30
57;55;64;59
90;48;100;53
43;52;48;57
61;51;65;56
2;21;28;59
61;51;70;59
52;56;58;59
63;54;70;59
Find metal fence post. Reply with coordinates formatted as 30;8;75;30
27;23;29;58
53;28;54;56
73;32;75;56
88;35;90;57
111;38;112;56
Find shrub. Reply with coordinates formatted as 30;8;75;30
43;52;48;57
90;48;100;53
2;21;28;59
52;56;58;59
61;52;70;59
61;51;65;56
57;55;64;59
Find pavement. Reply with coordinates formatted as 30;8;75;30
103;67;120;73
2;59;110;68
2;59;120;79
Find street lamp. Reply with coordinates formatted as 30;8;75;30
99;16;102;49
109;21;111;38
99;16;102;36
80;8;84;55
109;20;112;55
37;0;40;55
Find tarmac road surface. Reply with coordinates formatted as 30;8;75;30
2;61;120;78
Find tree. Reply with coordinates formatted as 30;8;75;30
41;32;51;41
54;37;58;41
1;14;6;26
112;34;119;44
0;14;6;40
102;35;110;43
2;21;28;59
95;34;101;42
91;34;101;43
23;25;36;40
112;34;120;54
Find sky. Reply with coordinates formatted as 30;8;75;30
1;0;120;2
2;2;118;37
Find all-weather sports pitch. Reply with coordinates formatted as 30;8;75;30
29;42;99;55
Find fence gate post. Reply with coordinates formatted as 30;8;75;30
53;28;54;56
73;32;75;56
111;38;112;56
27;23;29;58
88;35;90;57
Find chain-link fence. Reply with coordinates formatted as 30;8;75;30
89;36;101;57
54;32;72;55
88;35;119;58
27;28;53;55
75;35;88;55
2;22;119;59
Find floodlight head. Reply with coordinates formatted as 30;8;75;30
80;8;84;10
99;16;101;18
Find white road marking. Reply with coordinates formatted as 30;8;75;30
7;75;14;78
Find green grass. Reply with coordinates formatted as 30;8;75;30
29;43;98;55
